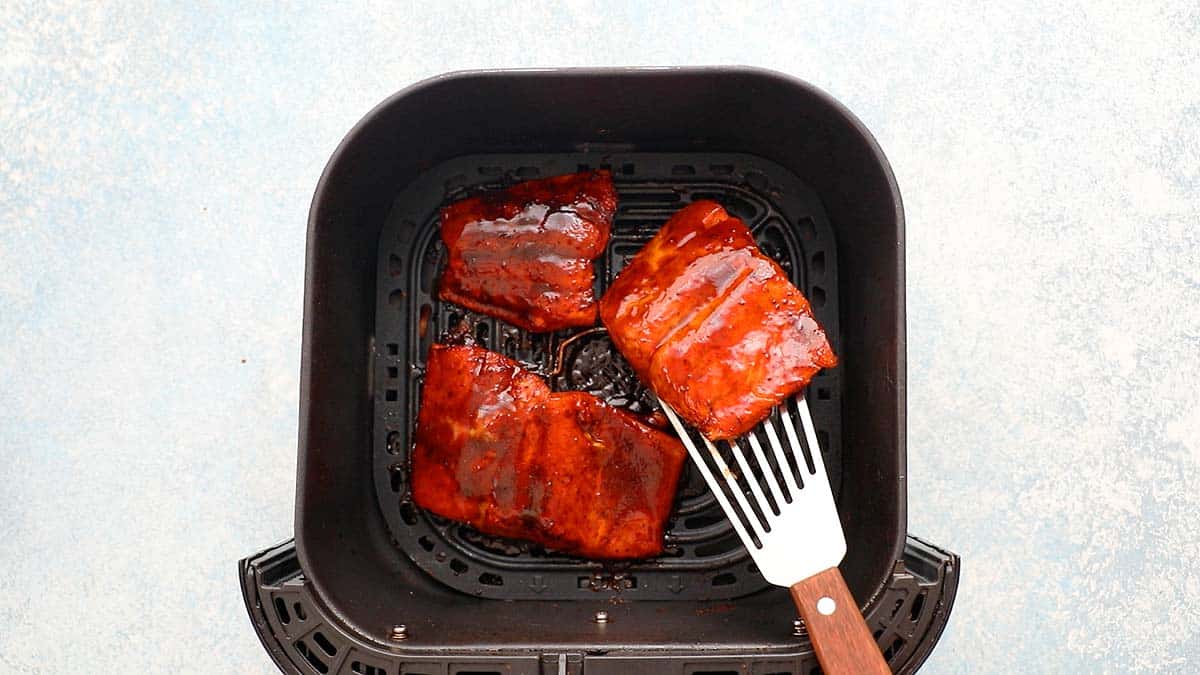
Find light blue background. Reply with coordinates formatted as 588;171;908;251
3;2;1198;673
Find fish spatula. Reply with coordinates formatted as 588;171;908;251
660;394;890;674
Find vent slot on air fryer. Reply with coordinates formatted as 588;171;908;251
243;535;958;675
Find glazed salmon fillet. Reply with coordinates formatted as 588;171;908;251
599;201;837;440
438;170;617;332
411;344;686;559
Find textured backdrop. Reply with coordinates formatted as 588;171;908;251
2;2;1199;673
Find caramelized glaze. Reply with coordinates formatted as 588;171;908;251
438;171;616;332
411;344;686;559
600;201;837;440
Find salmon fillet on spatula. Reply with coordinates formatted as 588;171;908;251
600;201;889;674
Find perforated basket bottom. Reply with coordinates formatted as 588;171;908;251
241;536;958;675
373;153;843;600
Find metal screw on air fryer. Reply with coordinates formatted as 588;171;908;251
793;618;805;637
390;624;408;640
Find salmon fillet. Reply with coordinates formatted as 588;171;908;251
438;170;616;332
599;201;837;440
411;343;686;559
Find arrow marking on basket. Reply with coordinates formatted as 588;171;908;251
667;575;684;594
530;575;547;594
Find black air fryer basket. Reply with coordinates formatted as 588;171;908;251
241;68;959;674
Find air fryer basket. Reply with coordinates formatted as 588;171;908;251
377;152;843;600
242;68;957;673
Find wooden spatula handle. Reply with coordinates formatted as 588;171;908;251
790;567;891;674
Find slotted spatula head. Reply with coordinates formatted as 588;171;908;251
660;393;890;675
660;394;845;587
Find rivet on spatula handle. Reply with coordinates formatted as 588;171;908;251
790;567;891;674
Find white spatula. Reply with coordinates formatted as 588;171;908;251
660;394;890;674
